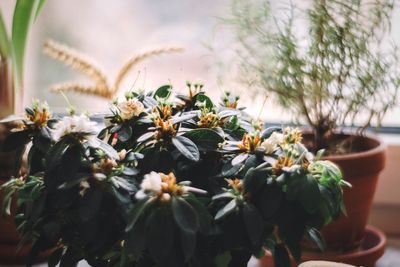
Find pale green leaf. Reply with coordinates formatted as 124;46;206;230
12;0;41;87
0;10;10;57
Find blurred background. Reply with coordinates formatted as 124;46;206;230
1;0;398;127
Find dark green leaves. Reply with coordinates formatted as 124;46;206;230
97;139;119;160
286;173;321;214
299;175;321;214
195;93;214;109
242;202;264;245
126;198;152;231
183;128;224;150
154;84;172;99
79;189;103;221
172;135;200;161
307;227;325;252
273;244;291;267
171;113;197;124
146;207;175;263
172;197;199;234
261;126;282;139
215;199;237;220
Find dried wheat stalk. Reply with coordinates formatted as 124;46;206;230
113;47;184;92
44;39;184;99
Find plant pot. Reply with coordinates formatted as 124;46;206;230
0;57;15;119
0;119;28;264
315;133;386;251
260;225;386;267
299;261;355;267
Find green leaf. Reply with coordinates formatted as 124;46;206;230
172;135;200;162
0;10;10;57
217;108;240;118
183;128;224;150
214;251;232;267
171;113;197;124
299;175;321;214
154;84;172;99
286;242;301;262
126;198;152;231
12;0;42;87
256;183;283;219
185;195;212;234
180;230;196;262
125;215;146;257
195;93;214;109
45;140;69;169
273;244;291;267
146;207;174;263
243;167;266;195
261;126;282;139
79;189;103;221
212;192;235;201
34;0;46;20
231;153;248;166
137;131;154;143
172;197;199;234
48;247;63;267
98;139;119;160
215;198;237;220
307;227;325;252
242;202;264;246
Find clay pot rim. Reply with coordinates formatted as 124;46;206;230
332;225;387;261
303;131;386;161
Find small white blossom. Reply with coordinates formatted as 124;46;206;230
282;164;301;172
52;114;98;141
160;193;171;202
135;172;207;201
140;171;163;192
117;99;145;120
260;132;284;154
135;172;163;199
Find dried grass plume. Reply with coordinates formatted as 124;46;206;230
44;39;184;99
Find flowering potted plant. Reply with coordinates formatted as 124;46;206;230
225;0;399;260
2;84;349;267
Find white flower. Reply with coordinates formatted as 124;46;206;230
52;114;98;141
141;171;162;192
260;132;284;154
282;164;301;172
135;172;207;201
117;99;145;120
135;172;163;199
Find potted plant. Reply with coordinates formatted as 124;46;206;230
0;0;46;264
2;84;349;267
225;0;399;262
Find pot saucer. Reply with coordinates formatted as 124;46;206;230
260;225;386;267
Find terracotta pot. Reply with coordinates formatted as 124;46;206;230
318;133;386;251
0;57;15;119
260;225;386;267
299;261;355;267
0;120;28;264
